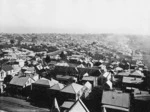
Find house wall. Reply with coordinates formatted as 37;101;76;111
25;78;33;87
7;85;23;96
8;85;31;97
76;90;84;100
0;70;6;81
60;92;76;103
19;61;25;67
0;82;4;93
32;75;39;81
7;70;14;75
31;84;50;102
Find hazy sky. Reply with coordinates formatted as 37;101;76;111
0;0;150;34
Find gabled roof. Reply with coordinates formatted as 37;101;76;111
34;78;55;87
115;67;123;71
83;73;89;77
84;81;92;90
130;70;145;77
77;64;85;68
61;101;75;109
49;61;57;65
26;67;35;72
9;76;30;87
69;99;89;112
36;64;43;70
61;83;83;94
82;76;96;81
56;75;73;80
2;65;13;72
56;62;69;66
117;72;130;76
50;83;65;90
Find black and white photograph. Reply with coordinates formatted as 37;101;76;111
0;0;150;112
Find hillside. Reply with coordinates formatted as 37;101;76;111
0;33;149;55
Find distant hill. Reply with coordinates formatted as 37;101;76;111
0;33;149;55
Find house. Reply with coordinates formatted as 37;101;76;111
25;67;35;74
56;62;69;67
77;64;85;68
56;75;77;85
60;83;84;101
49;83;65;91
0;69;7;81
51;98;61;112
47;83;65;105
81;76;98;87
1;65;13;75
61;101;75;112
130;70;145;77
7;75;35;97
31;78;58;102
35;64;43;72
24;72;39;82
12;65;21;75
61;99;89;112
82;81;92;98
68;99;89;112
54;66;79;76
117;72;130;77
47;82;65;97
16;59;25;67
49;61;58;66
114;67;123;72
0;69;6;94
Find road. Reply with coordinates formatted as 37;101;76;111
0;96;50;112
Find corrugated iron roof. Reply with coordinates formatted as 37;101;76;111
61;83;83;94
2;65;13;72
9;76;30;87
50;83;65;90
69;99;89;112
61;101;75;109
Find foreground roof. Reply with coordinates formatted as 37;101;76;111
61;101;75;109
61;83;83;94
50;83;65;90
9;75;30;87
69;99;89;112
34;78;57;87
130;70;145;77
2;65;13;72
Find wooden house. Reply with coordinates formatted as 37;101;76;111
8;75;35;97
1;65;14;75
60;83;84;102
31;78;58;102
61;99;89;112
81;76;98;87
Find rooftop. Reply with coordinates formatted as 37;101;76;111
9;76;30;87
49;83;65;90
61;101;75;109
61;83;83;94
34;78;55;87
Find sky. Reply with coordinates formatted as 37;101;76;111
0;0;150;35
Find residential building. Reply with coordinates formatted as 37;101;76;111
7;75;35;97
60;83;84;101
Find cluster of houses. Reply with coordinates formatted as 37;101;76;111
0;47;150;112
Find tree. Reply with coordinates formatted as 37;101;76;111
10;39;15;46
60;51;67;60
4;75;13;85
45;55;51;65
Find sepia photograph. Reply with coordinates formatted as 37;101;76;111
0;0;150;112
